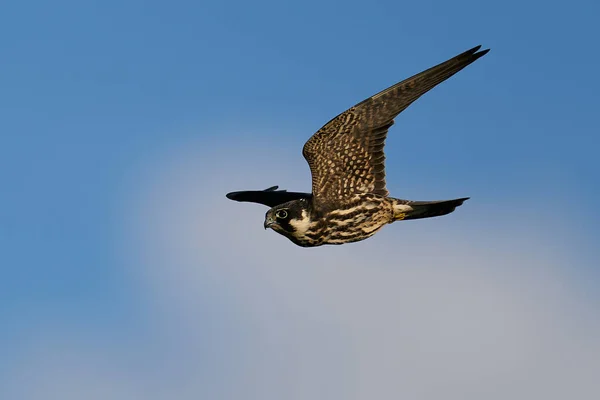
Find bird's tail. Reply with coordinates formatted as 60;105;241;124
392;197;469;221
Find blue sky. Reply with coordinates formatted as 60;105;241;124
2;1;599;398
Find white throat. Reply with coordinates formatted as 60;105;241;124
288;209;313;236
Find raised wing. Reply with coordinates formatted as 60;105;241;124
226;186;311;208
303;45;489;209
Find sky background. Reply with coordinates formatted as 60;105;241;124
1;0;599;399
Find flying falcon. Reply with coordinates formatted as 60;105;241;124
226;45;489;247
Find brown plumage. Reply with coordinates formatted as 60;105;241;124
226;45;489;247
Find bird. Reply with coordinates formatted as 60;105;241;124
226;45;489;247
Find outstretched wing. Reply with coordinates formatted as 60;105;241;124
303;45;489;210
226;186;311;208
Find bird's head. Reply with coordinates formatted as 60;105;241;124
264;199;311;236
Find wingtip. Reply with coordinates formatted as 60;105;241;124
464;45;490;58
226;185;282;200
472;46;490;59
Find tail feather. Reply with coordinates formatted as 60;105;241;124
393;197;469;221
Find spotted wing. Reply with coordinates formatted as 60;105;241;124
226;186;311;207
303;45;489;209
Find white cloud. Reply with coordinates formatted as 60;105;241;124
5;137;599;400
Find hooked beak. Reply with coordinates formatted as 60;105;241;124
264;217;276;230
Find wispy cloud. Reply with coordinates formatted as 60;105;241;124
5;139;599;400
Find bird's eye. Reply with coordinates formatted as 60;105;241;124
275;210;288;219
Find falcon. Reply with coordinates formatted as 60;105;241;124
226;45;489;247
